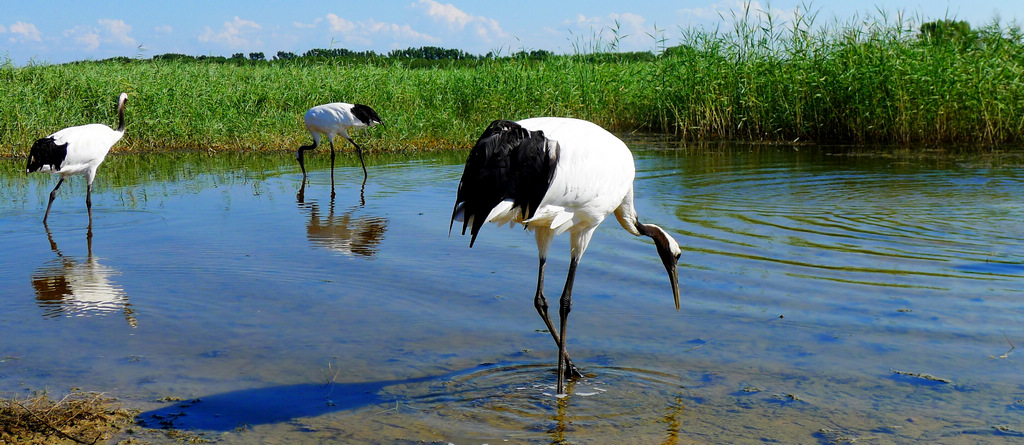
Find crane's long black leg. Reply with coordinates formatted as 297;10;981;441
358;174;367;207
534;257;583;382
556;256;580;395
328;139;337;198
86;221;93;253
347;138;368;180
86;182;93;223
43;178;65;224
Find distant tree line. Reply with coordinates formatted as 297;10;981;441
83;44;667;68
919;19;975;43
83;20;1002;68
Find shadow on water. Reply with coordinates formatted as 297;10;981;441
136;374;437;432
135;361;694;442
953;260;1024;276
31;224;138;327
296;176;388;257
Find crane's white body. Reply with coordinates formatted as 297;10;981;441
297;102;383;182
37;123;124;182
304;103;376;145
27;92;128;223
482;117;644;259
451;117;681;395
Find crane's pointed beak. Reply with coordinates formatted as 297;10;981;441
664;256;680;311
651;231;681;311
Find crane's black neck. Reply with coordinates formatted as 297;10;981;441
634;219;654;237
116;100;126;133
635;219;673;247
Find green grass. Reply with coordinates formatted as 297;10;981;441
2;8;1023;157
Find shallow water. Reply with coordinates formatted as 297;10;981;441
1;143;1023;444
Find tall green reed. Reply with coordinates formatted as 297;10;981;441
653;6;1024;143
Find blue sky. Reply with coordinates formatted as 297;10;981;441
2;1;1022;65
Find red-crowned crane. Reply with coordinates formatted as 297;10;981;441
450;117;682;395
26;92;129;224
296;103;384;184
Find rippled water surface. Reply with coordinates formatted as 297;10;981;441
2;142;1023;443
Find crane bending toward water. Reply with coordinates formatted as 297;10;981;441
450;117;682;395
297;102;384;184
26;92;129;224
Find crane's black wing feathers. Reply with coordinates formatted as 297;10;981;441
350;104;383;126
510;127;556;223
26;136;68;173
451;120;556;247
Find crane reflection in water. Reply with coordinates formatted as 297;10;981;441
297;177;388;258
32;225;137;327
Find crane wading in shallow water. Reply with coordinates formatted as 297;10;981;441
450;117;682;395
26;92;129;224
297;103;384;184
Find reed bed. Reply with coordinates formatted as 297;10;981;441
2;9;1022;156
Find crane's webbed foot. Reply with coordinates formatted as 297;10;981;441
562;357;584;379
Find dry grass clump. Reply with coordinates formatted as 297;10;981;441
0;390;135;445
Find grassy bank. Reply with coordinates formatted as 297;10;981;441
2;10;1023;156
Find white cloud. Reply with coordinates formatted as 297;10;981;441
98;19;135;46
678;0;791;24
293;19;320;30
414;0;507;41
616;12;646;29
9;21;42;42
326;13;355;33
566;12;651;50
471;16;504;40
0;24;6;34
365;19;436;42
198;16;262;49
63;19;136;51
321;13;439;46
66;26;101;50
419;0;473;29
155;25;173;34
572;12;646;30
